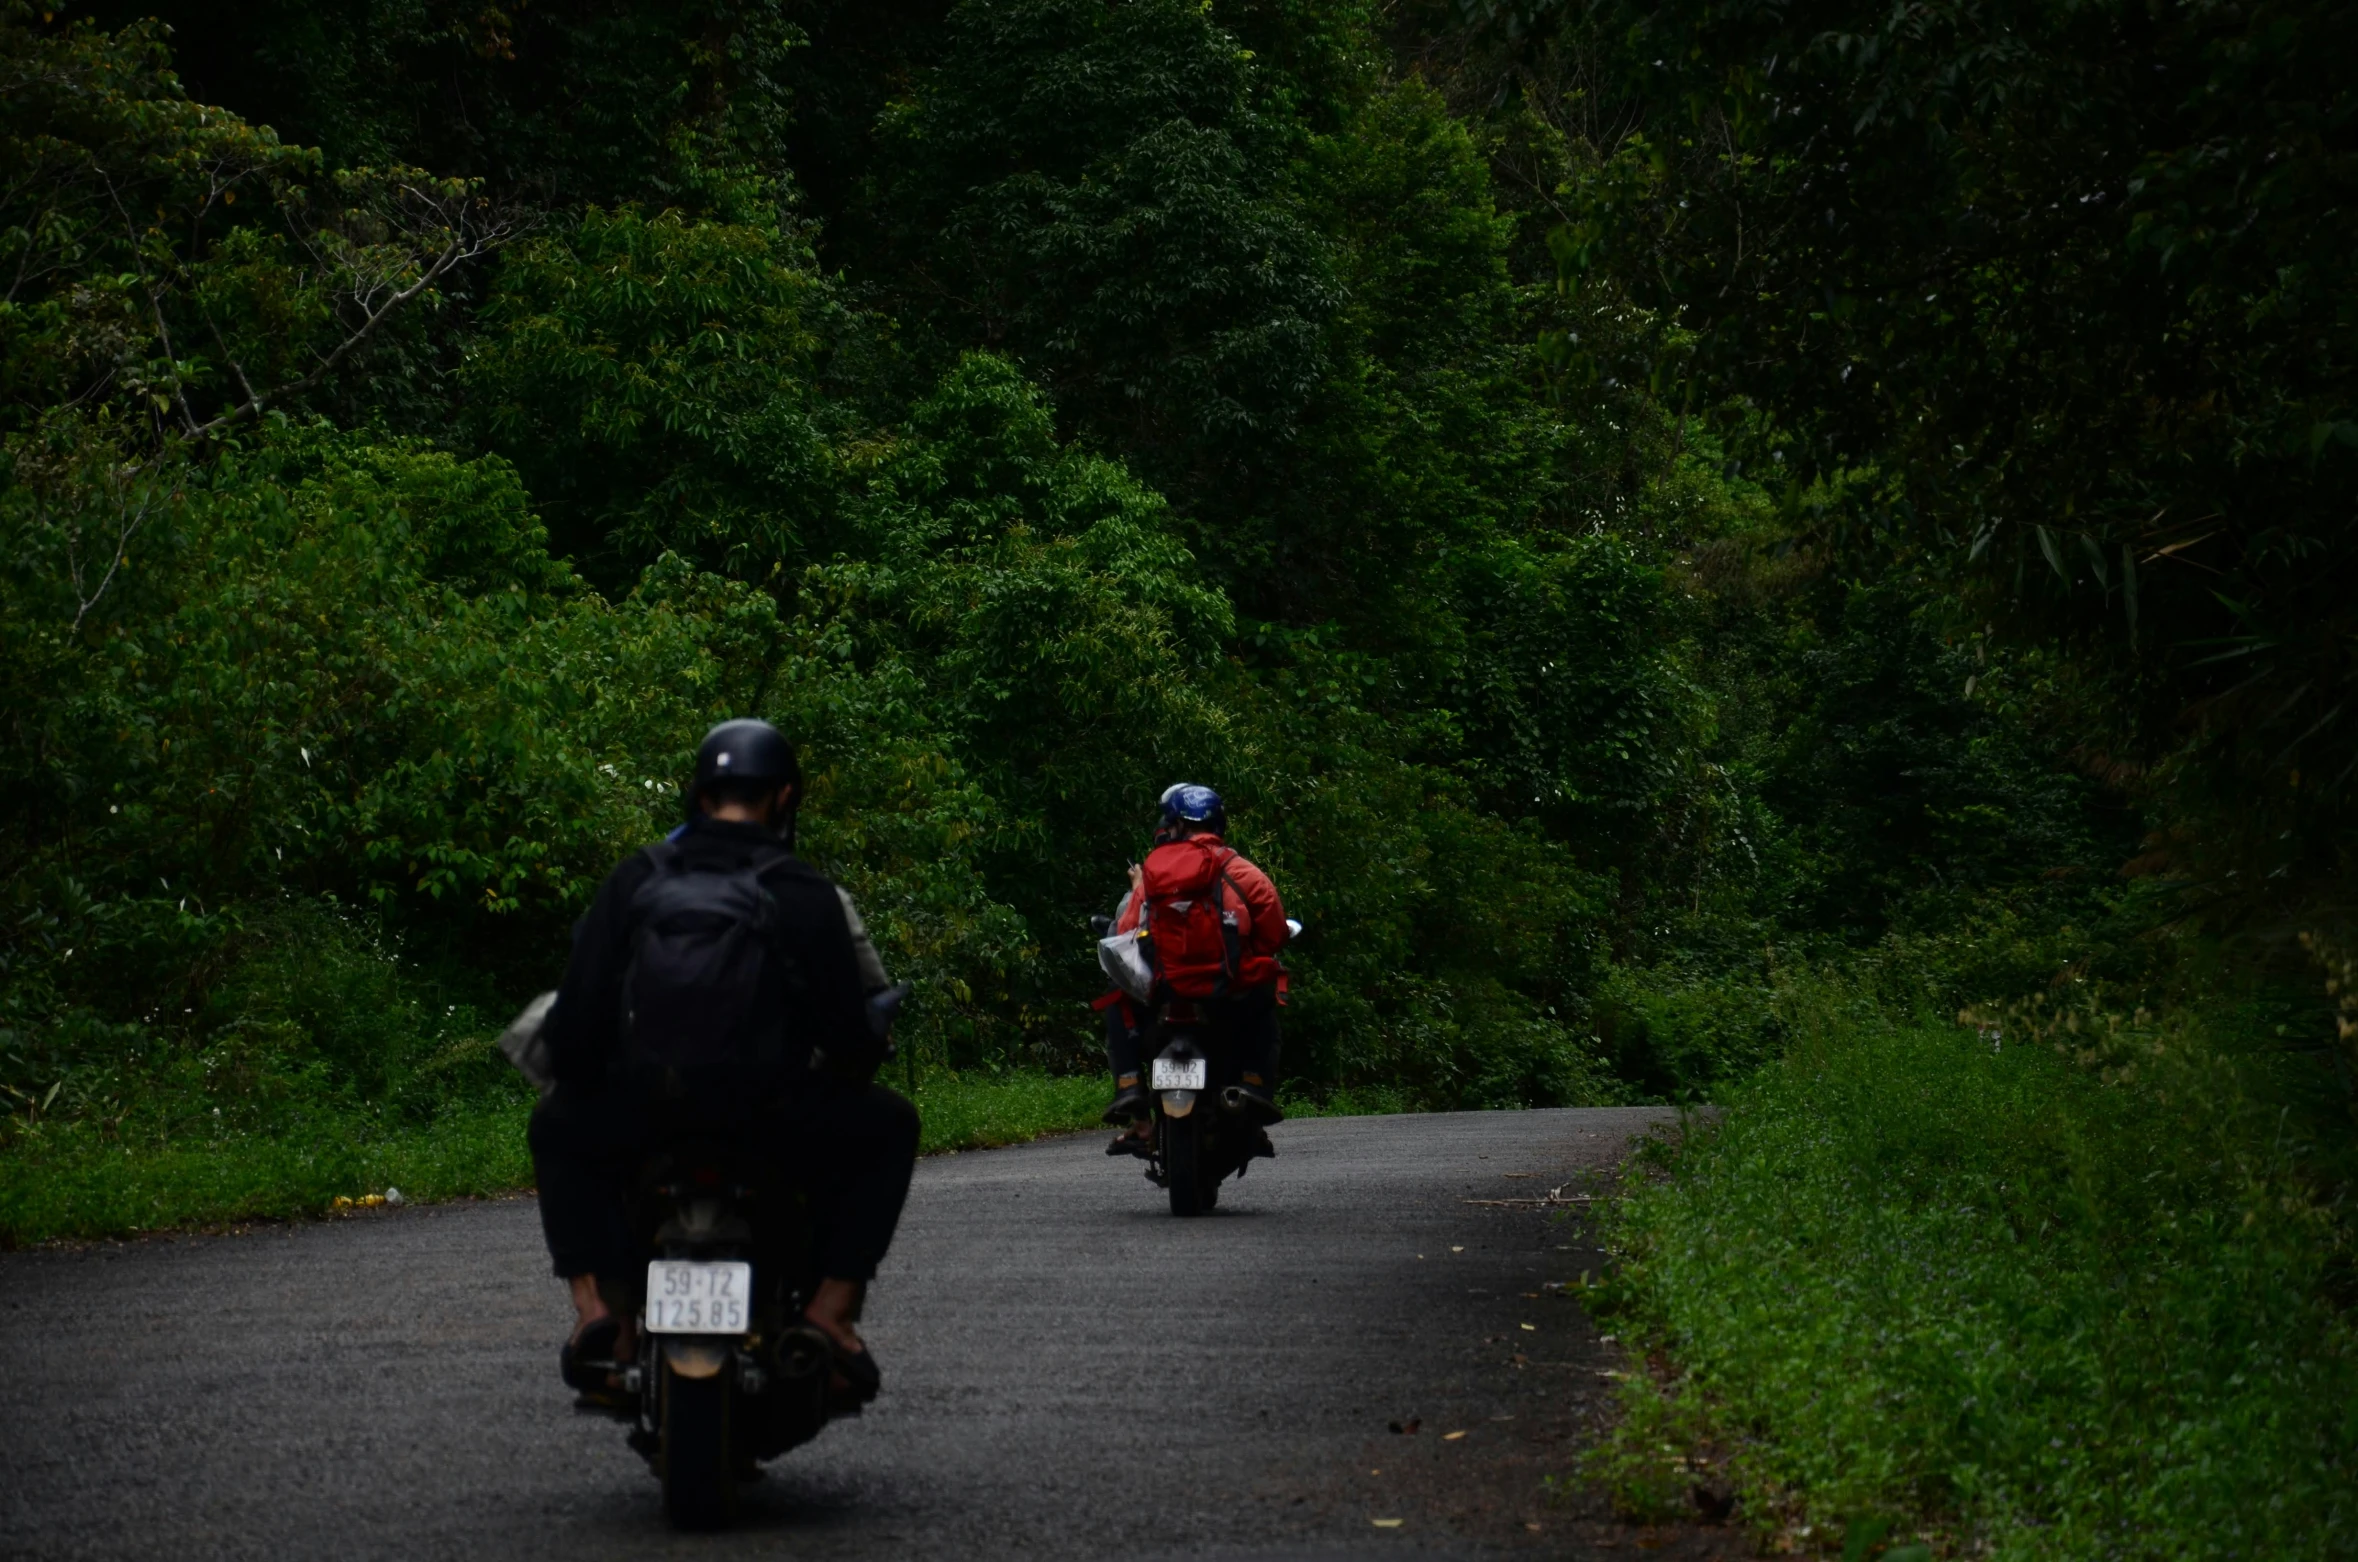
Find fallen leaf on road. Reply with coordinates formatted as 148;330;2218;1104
1372;1518;1404;1529
1442;1430;1467;1441
1388;1417;1421;1434
1450;1245;1464;1253
1520;1323;1537;1331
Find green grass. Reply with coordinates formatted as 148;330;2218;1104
0;1096;537;1244
1589;1013;2358;1559
910;1067;1109;1154
0;1068;1118;1246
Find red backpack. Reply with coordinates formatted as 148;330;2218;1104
1140;839;1247;999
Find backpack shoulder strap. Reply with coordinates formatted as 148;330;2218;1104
623;838;686;918
1211;849;1248;988
1211;849;1246;909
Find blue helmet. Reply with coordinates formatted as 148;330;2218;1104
1158;782;1226;836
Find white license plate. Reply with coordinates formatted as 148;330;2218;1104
644;1261;752;1335
1152;1056;1208;1090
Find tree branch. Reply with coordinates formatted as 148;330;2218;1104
193;187;515;438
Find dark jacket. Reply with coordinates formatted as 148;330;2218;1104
542;818;878;1098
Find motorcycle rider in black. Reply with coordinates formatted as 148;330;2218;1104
527;719;919;1402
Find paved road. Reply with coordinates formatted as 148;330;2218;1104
0;1108;1736;1561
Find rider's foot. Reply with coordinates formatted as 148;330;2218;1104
561;1314;624;1395
1101;1082;1149;1124
566;1273;635;1359
804;1277;880;1407
826;1342;881;1411
1106;1121;1154;1157
803;1277;865;1353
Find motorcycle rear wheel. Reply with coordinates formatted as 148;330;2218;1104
659;1356;737;1529
1164;1114;1205;1216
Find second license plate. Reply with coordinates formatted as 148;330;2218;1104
645;1260;752;1334
1151;1056;1208;1090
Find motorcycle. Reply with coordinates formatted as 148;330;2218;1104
566;982;911;1529
1094;917;1299;1217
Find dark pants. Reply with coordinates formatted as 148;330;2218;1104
529;1080;920;1284
1106;984;1282;1092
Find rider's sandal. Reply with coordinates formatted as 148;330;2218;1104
825;1344;881;1414
556;1311;622;1396
1106;1128;1154;1158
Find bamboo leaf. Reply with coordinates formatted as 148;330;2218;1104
2036;525;2069;583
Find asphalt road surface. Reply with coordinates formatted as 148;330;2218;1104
1;1108;1740;1561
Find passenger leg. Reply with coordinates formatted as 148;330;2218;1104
765;1081;919;1404
528;1092;642;1283
768;1082;920;1290
1102;1000;1149;1123
528;1092;646;1386
1227;986;1284;1124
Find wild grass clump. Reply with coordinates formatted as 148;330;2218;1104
1590;1000;2358;1559
909;1069;1107;1155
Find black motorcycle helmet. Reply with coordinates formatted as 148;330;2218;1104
689;719;803;836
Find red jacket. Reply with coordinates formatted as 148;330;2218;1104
1113;834;1289;991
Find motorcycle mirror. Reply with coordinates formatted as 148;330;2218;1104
1285;918;1304;940
1089;915;1113;936
866;979;913;1040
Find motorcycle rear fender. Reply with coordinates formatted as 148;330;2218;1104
660;1339;732;1379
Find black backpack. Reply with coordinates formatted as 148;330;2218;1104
619;840;800;1084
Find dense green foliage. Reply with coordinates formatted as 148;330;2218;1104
6;0;1839;1144
1592;984;2358;1557
1415;0;2358;923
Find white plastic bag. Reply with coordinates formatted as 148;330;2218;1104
1096;928;1157;1004
499;990;559;1098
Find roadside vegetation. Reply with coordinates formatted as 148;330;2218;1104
2;0;2352;1550
1;1063;1108;1244
1588;968;2358;1558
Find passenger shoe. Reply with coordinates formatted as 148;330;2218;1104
1106;1126;1154;1158
1101;1084;1149;1124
